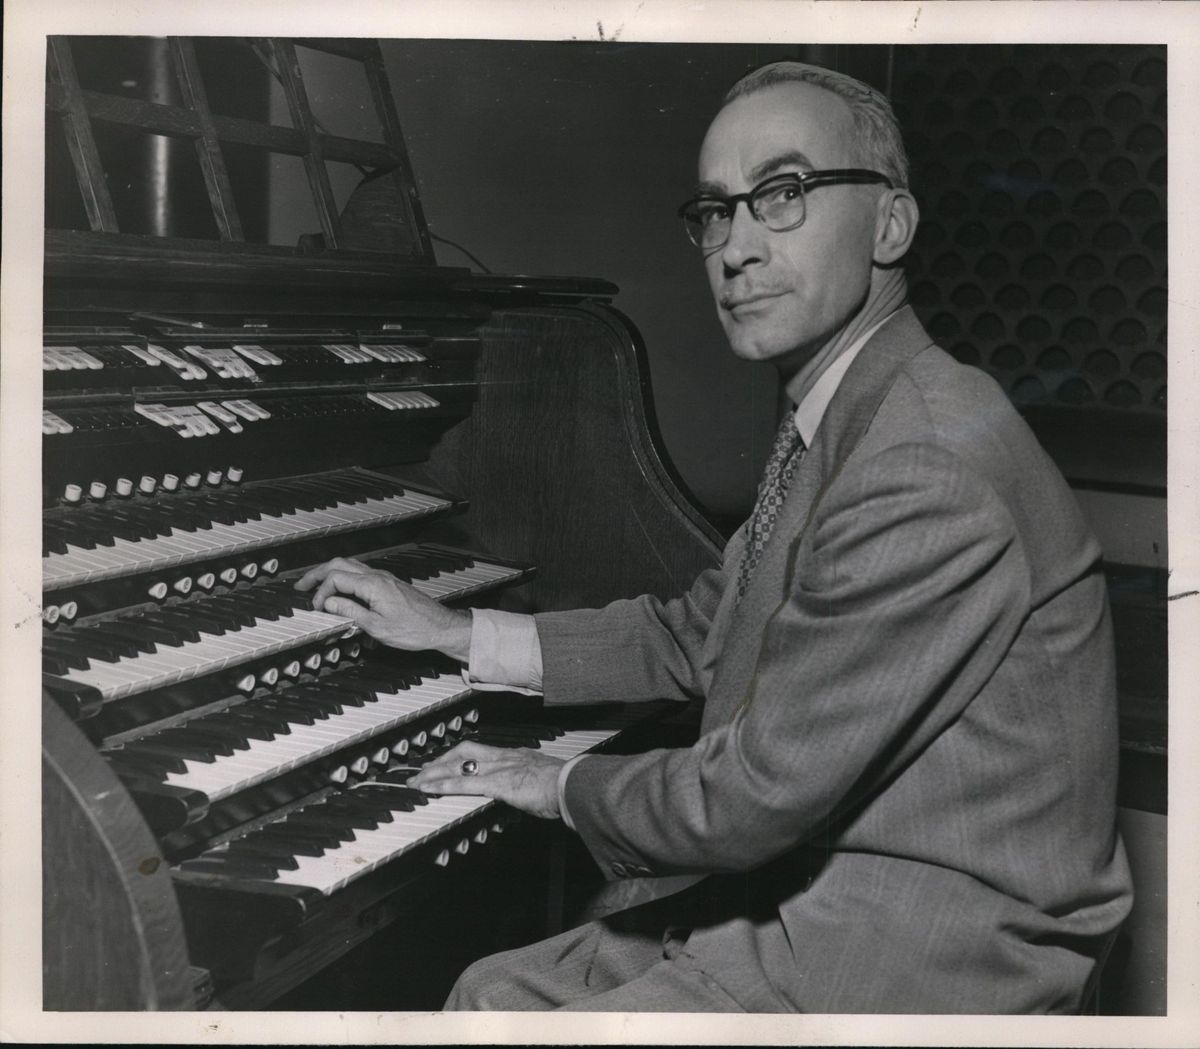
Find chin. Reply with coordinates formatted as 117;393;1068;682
723;325;801;365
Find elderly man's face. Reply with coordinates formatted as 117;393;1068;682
699;82;881;368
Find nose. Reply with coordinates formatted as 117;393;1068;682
718;198;768;272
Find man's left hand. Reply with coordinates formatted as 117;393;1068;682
407;741;564;820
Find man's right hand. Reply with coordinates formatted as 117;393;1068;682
295;557;472;662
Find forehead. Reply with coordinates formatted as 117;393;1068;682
698;82;856;185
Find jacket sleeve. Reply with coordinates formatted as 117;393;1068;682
562;442;1032;875
533;532;740;706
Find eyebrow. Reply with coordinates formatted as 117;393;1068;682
692;150;816;198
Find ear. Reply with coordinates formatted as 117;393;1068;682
872;188;919;266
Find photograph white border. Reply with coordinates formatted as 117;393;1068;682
3;1;1197;1044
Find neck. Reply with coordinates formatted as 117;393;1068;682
782;268;908;406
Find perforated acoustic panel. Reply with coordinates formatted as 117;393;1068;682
893;45;1166;414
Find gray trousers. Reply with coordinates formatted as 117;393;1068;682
445;877;763;1011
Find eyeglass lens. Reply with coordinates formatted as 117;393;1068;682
682;179;807;249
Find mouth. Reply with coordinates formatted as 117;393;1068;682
721;291;785;313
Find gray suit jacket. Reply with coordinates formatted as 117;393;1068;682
534;307;1132;1012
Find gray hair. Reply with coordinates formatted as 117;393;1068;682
723;62;910;190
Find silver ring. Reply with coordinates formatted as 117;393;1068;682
461;759;478;776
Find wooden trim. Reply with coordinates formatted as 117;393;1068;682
57;87;403;168
362;42;435;263
169;37;244;241
42;694;195;1009
67;90;203;138
48;38;120;233
269;39;342;248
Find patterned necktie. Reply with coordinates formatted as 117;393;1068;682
735;412;806;603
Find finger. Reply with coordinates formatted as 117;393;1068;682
409;746;514;790
310;569;377;613
409;742;497;778
294;557;369;592
294;562;332;592
409;764;506;797
320;595;380;628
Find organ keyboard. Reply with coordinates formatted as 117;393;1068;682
41;35;722;1013
178;718;640;895
42;469;452;591
41;285;721;1011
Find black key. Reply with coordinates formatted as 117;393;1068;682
419;545;475;570
83;625;143;659
141;501;213;534
257;824;340;851
153;727;240;757
283;814;358;841
257;482;322;513
468;729;542;749
105;502;174;538
98;506;161;541
198;596;259;629
233;588;294;618
338;669;420;693
273;689;344;715
332;791;406;818
177;856;280;880
351;784;427;810
42;521;71;555
42;637;92;671
147;606;228;637
198;710;278;741
41;652;71;676
54;518;116;550
256;699;323;725
306;806;384;832
481;721;561;741
108;617;188;649
88;621;160;655
107;747;187;776
184;494;242;527
224;708;292;737
226;590;292;622
184;601;244;633
291;681;369;708
139;610;205;644
224;841;303;869
174;720;254;749
217;489;287;518
45;629;127;665
123;740;219;765
318;798;395;828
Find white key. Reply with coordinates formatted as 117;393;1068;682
43;488;448;588
60;608;353;702
159;675;474;800
241;727;623;894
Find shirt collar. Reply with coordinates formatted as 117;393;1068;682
792;309;900;447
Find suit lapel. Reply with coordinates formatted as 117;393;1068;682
700;307;937;732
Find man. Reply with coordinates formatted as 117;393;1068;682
297;62;1132;1012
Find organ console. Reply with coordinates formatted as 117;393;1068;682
40;36;722;1011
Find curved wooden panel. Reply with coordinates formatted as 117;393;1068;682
424;302;723;611
42;695;194;1010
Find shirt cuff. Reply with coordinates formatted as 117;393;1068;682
557;755;585;830
460;607;544;695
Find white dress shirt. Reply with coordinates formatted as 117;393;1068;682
461;311;897;826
